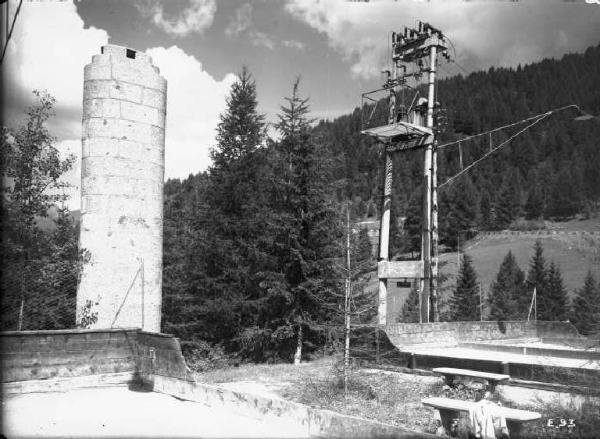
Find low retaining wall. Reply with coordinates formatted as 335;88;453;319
386;321;580;348
1;328;434;438
386;321;537;347
149;374;434;438
0;328;139;383
460;342;600;360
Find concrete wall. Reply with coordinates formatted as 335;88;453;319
77;44;167;332
386;321;538;347
0;328;138;384
385;321;580;348
1;329;435;438
136;331;193;384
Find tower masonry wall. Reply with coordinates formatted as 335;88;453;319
77;45;167;332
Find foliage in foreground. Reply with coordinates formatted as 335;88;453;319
0;91;85;330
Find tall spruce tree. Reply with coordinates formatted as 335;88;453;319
544;261;569;321
488;251;526;321
527;240;549;320
570;271;600;336
197;67;270;348
248;79;343;363
449;253;480;321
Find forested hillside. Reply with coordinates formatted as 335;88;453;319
162;45;600;363
314;44;600;253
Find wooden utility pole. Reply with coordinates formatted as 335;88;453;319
378;63;398;325
362;22;448;326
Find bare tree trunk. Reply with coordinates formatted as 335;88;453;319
18;298;24;331
294;323;303;365
344;203;351;396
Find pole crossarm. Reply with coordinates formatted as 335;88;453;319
361;120;432;143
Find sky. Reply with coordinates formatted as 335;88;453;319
2;0;599;209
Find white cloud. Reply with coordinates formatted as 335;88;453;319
2;1;235;209
148;0;216;37
225;3;299;51
225;3;252;36
2;0;108;135
146;46;236;179
285;0;600;79
1;0;109;210
282;40;306;51
249;30;276;50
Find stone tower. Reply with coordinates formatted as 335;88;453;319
76;45;166;332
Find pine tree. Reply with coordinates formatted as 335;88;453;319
249;78;343;363
488;251;526;321
449;253;480;321
440;175;479;249
189;68;269;348
494;169;521;229
570;272;600;336
400;282;420;323
547;168;583;220
524;183;544;220
544;261;569;321
527;240;549;320
402;184;422;256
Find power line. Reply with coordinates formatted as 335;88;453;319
437;104;583;151
439;111;555;189
1;0;23;64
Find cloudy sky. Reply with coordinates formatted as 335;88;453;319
2;0;599;209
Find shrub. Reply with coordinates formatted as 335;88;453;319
181;339;235;373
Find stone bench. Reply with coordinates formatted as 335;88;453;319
422;396;541;436
432;367;510;392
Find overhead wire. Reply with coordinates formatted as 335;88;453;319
1;0;23;64
438;111;553;189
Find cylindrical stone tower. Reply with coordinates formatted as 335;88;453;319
77;45;166;332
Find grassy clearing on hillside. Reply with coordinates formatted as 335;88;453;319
439;233;600;308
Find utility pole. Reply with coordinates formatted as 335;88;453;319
378;60;400;325
362;22;448;326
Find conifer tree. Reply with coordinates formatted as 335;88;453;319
544;261;569;321
570;272;600;336
400;282;420;323
527;240;549;320
524;183;544;220
440;176;479;249
250;78;342;363
495;169;521;229
402;184;422;256
488;251;525;320
194;67;269;347
449;253;480;321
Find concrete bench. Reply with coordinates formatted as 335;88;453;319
432;367;510;392
422;396;541;435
